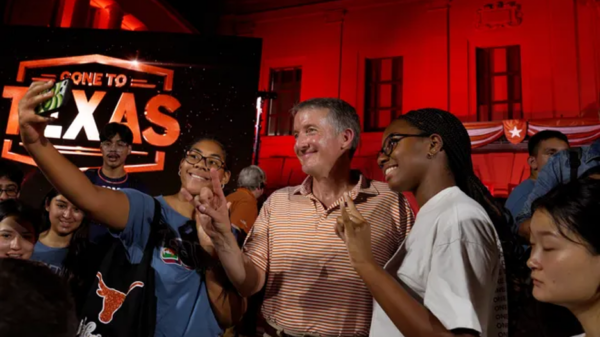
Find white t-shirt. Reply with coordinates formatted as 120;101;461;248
370;187;508;337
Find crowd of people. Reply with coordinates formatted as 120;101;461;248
0;79;599;337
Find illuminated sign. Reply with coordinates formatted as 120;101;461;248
1;54;181;172
0;26;261;200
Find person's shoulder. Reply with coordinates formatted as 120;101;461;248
425;188;490;227
120;187;152;204
430;188;498;243
509;179;535;196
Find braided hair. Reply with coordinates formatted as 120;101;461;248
398;108;529;336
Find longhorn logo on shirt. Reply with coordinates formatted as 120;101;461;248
95;272;144;324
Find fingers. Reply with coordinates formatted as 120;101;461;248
335;216;345;242
24;81;54;99
343;193;365;223
26;90;55;108
227;201;232;211
197;202;223;221
340;197;350;222
344;193;358;213
210;168;226;200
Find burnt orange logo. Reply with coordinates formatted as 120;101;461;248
1;54;182;172
96;272;144;324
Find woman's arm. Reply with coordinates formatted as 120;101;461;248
19;81;129;230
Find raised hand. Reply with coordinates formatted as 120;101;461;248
18;81;56;145
182;168;232;240
335;193;376;267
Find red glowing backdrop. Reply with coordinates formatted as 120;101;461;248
4;0;600;205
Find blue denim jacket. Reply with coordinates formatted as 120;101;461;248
514;139;600;232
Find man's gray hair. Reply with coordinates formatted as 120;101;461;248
291;98;361;157
237;165;266;190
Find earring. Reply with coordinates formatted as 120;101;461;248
221;184;225;189
427;153;433;159
178;169;181;176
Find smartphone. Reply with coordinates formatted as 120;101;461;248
35;79;72;116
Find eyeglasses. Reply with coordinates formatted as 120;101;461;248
0;186;18;197
101;141;129;151
379;133;431;157
185;150;225;170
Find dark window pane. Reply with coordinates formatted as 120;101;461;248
377;110;392;129
378;84;393;108
267;67;302;135
476;46;522;121
365;56;403;131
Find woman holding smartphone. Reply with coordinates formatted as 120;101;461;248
18;81;245;337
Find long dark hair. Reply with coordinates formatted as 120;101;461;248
398;108;528;334
532;178;600;254
41;189;90;287
0;199;42;241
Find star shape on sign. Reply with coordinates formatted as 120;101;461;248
509;126;522;138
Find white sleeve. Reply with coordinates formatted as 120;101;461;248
423;223;500;333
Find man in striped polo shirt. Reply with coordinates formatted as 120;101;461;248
211;98;414;337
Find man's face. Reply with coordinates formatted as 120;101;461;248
0;177;19;201
100;135;131;169
293;108;349;177
530;138;570;173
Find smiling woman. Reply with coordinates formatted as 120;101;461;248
17;81;245;337
0;199;40;260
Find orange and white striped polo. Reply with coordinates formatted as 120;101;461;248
243;172;414;336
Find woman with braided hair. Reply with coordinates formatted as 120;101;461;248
336;108;524;337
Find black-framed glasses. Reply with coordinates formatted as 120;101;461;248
0;186;18;197
185;150;225;170
379;133;431;157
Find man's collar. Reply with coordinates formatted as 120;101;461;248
291;170;379;197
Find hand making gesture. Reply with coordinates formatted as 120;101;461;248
335;193;377;268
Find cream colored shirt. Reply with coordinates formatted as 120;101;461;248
370;187;508;337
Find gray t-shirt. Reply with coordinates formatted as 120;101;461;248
31;241;68;274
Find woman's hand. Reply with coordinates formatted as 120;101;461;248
182;183;232;257
195;210;217;258
335;193;377;268
18;81;55;145
182;168;232;241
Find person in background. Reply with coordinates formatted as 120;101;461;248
19;80;246;336
196;98;414;337
0;159;24;202
226;165;266;245
336;108;514;337
85;123;147;242
0;199;39;259
505;131;569;223
31;189;88;274
30;189;99;314
515;137;600;240
528;179;600;337
0;258;78;337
